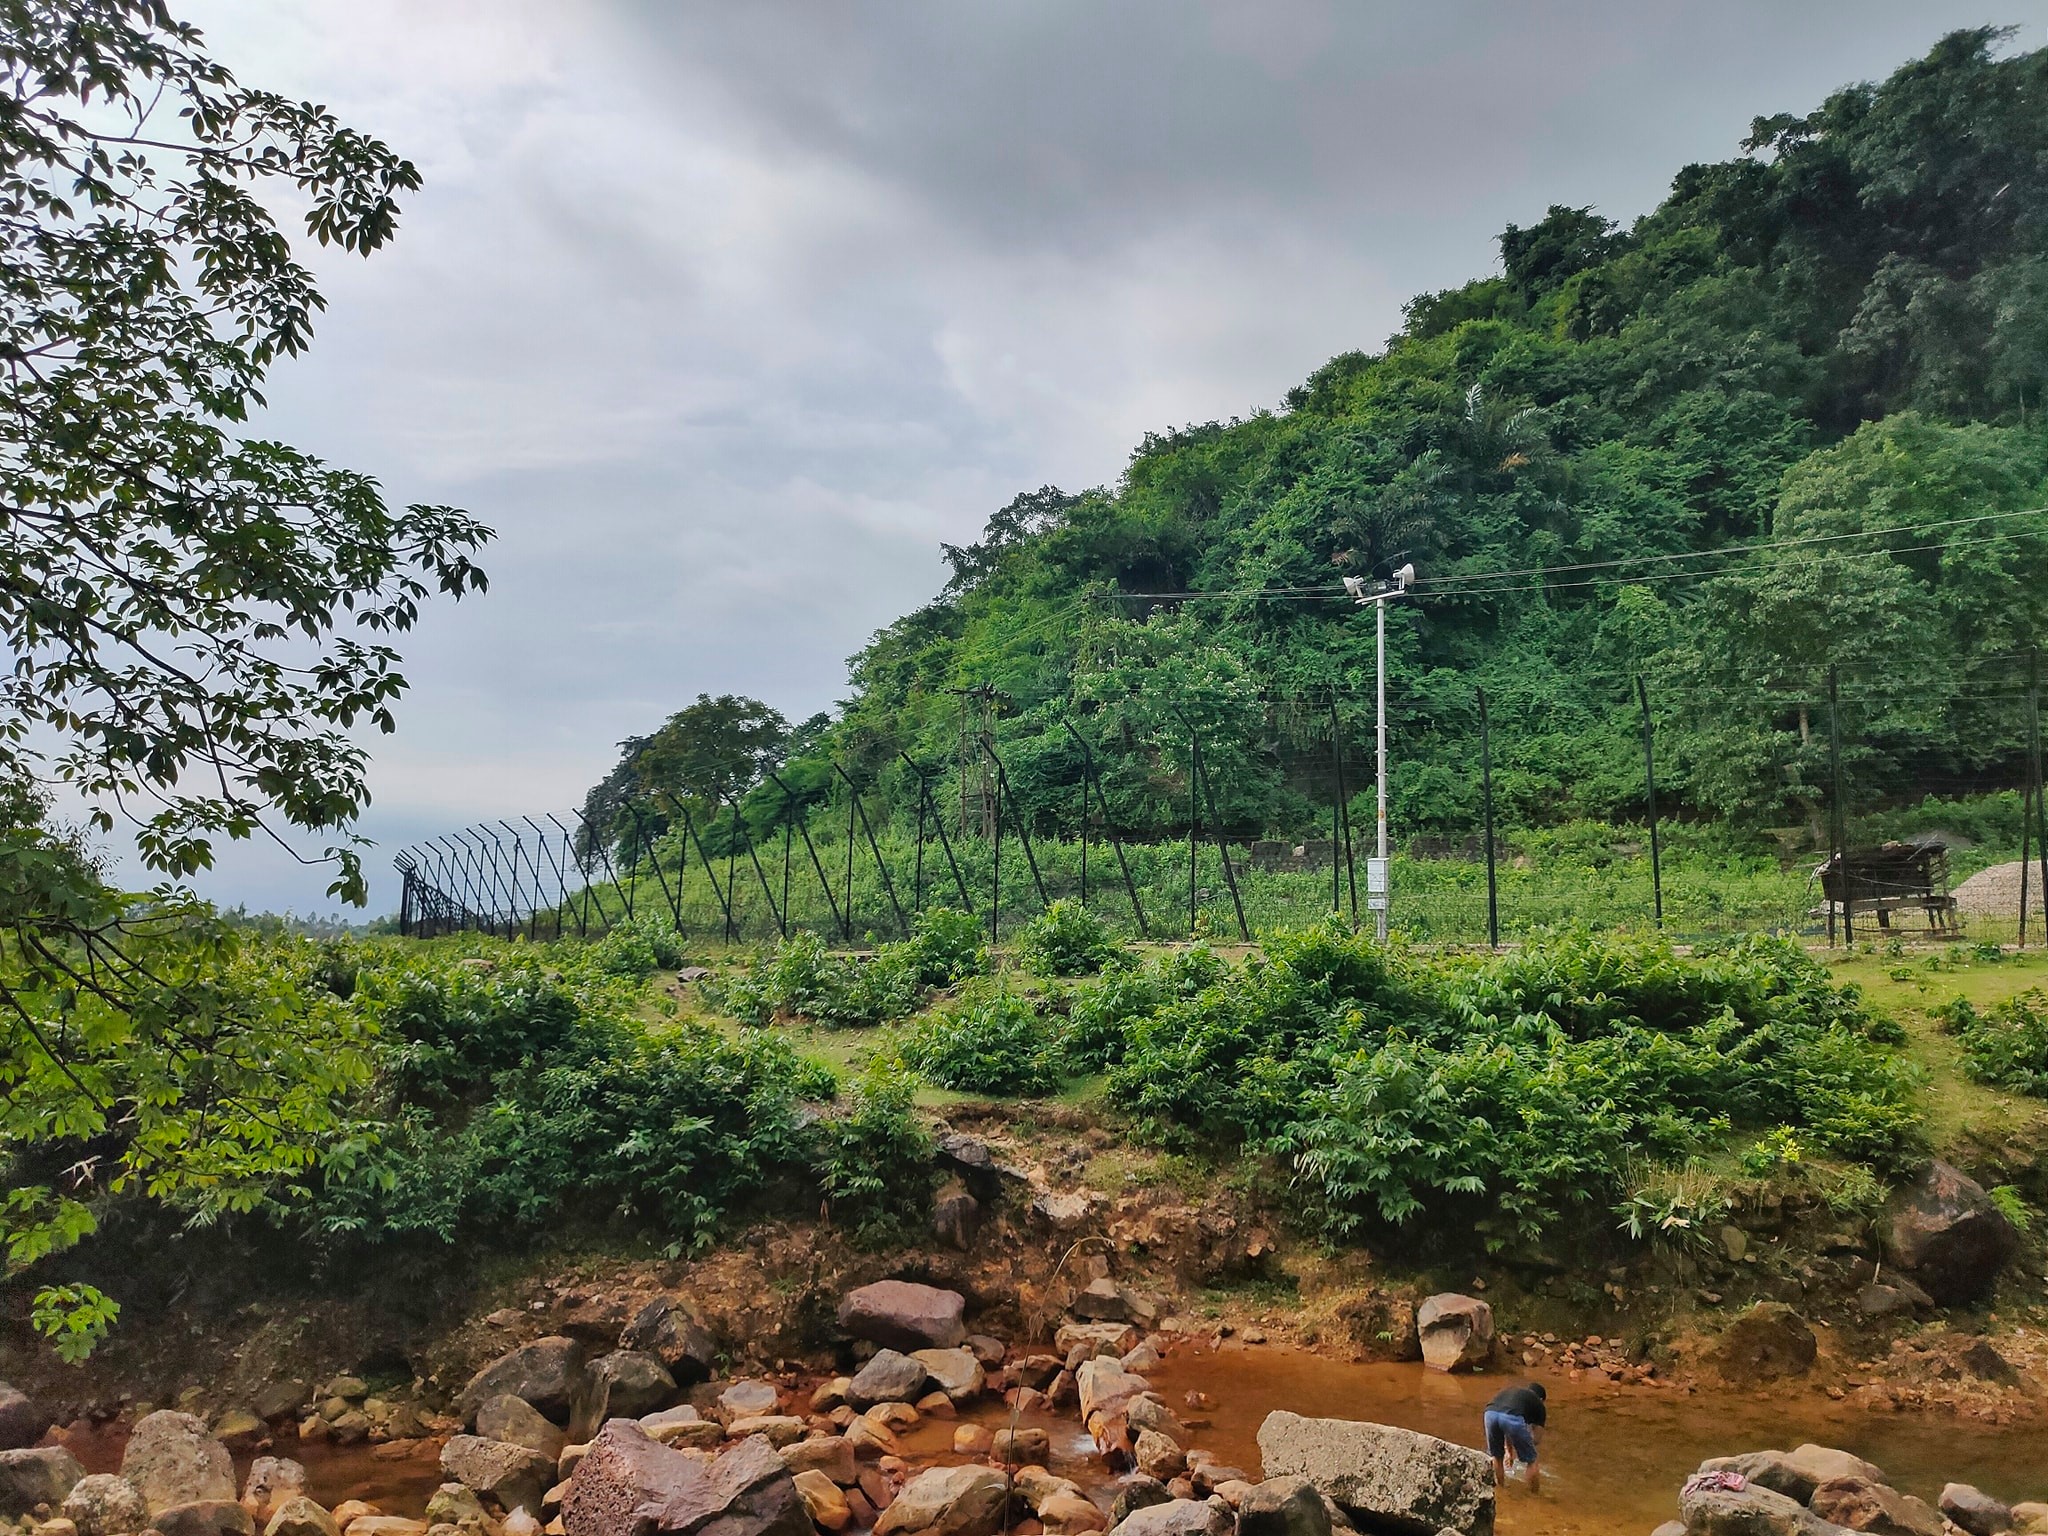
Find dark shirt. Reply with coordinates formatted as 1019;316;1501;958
1485;1386;1547;1426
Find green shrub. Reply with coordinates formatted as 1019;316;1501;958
813;1069;934;1240
591;916;689;977
702;931;923;1027
898;907;987;986
1947;989;2048;1095
1018;899;1124;977
902;990;1064;1096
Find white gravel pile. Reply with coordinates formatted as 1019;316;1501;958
1952;860;2046;918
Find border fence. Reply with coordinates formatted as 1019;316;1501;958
397;668;2048;951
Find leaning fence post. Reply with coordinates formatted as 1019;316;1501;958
1058;720;1147;938
1638;676;1664;930
2025;647;2044;947
1828;664;1851;947
1478;687;1499;949
769;772;847;939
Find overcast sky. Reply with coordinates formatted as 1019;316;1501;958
147;0;2048;917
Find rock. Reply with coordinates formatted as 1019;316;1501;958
1073;1280;1156;1325
1075;1359;1149;1424
264;1497;340;1536
1136;1431;1186;1481
646;1420;723;1450
1853;1284;1930;1319
212;1411;265;1451
794;1469;851;1532
322;1377;368;1402
1711;1304;1817;1383
1697;1454;1819;1505
1057;1323;1140;1358
836;1281;968;1352
329;1412;372;1447
240;1460;308;1525
478;1397;566;1461
1680;1483;1836;1536
1960;1340;2021;1385
718;1382;783;1425
933;1185;981;1251
122;1413;235;1514
563;1425;809;1536
1014;1469;1085;1515
65;1473;152;1536
0;1385;51;1452
993;1428;1051;1467
1653;1524;1686;1536
1809;1479;1943;1536
343;1521;428;1536
1885;1160;2017;1305
1939;1485;2013;1536
966;1335;1006;1367
577;1352;678;1435
1109;1480;1172;1527
330;1500;381;1530
781;1438;855;1486
423;1485;489;1529
1104;1499;1232;1536
848;1351;929;1408
1123;1343;1164;1373
727;1418;807;1448
1256;1411;1493;1536
457;1340;588;1427
872;1465;1012;1536
1128;1398;1191;1446
1415;1295;1494;1374
953;1426;993;1456
252;1384;308;1424
153;1502;256;1536
2011;1504;2048;1536
439;1437;556;1516
1032;1191;1097;1231
844;1415;900;1459
910;1348;985;1402
916;1390;956;1419
1236;1478;1332;1536
1783;1448;1886;1489
1042;1493;1109;1533
619;1300;718;1385
864;1401;918;1432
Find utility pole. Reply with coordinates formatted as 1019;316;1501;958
1345;564;1414;942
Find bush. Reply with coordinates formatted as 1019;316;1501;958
591;916;689;977
1018;900;1124;977
898;907;987;986
1943;990;2048;1095
902;990;1065;1096
702;931;923;1027
813;1069;934;1241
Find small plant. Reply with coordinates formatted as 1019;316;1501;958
30;1284;120;1364
1820;1163;1886;1218
1739;1126;1807;1177
1614;1179;1721;1255
1987;1184;2035;1233
901;990;1064;1095
1018;899;1125;977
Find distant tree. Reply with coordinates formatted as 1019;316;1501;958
581;695;791;858
1499;205;1625;301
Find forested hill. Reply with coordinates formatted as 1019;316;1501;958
603;30;2048;849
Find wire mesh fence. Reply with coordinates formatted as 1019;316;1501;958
396;671;2048;951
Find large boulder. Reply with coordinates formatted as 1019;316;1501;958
1257;1411;1493;1536
620;1299;718;1385
121;1412;235;1513
1415;1295;1494;1373
239;1459;308;1526
1104;1500;1233;1536
1073;1279;1155;1325
1940;1485;2014;1536
910;1347;985;1401
1808;1479;1943;1536
0;1446;86;1517
456;1338;588;1426
1783;1449;1887;1489
576;1351;678;1435
872;1465;1013;1536
837;1280;967;1351
64;1472;152;1536
717;1380;782;1425
1236;1477;1332;1536
439;1436;556;1516
1710;1304;1817;1384
476;1396;565;1460
1681;1482;1845;1536
1697;1454;1820;1505
1885;1161;2016;1305
780;1437;856;1486
1075;1358;1149;1424
563;1425;811;1536
848;1350;930;1408
0;1385;49;1452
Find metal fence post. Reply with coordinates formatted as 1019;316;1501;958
1638;676;1663;930
1828;665;1850;947
1478;687;1499;949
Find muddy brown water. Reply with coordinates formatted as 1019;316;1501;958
55;1344;2046;1536
1146;1344;2046;1536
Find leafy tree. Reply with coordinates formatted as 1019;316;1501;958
0;1;489;1350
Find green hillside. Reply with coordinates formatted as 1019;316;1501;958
599;29;2048;856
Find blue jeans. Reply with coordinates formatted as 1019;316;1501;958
1485;1411;1538;1465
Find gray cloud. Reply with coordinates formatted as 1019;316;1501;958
135;0;2047;915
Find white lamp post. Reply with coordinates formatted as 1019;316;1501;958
1343;564;1414;941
